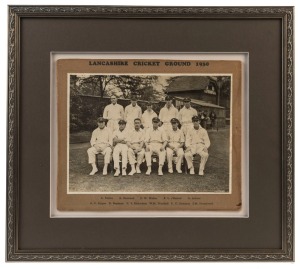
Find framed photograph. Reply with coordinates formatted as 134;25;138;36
52;54;245;215
7;6;294;261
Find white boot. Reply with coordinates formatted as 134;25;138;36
168;167;173;173
190;167;195;175
103;164;108;176
158;166;163;176
129;165;136;176
176;168;182;174
122;168;127;176
199;169;204;176
114;168;120;177
146;166;151;175
176;164;182;174
89;168;98;175
89;163;98;175
136;164;141;174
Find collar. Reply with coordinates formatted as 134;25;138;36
165;104;174;109
193;126;202;131
130;104;139;108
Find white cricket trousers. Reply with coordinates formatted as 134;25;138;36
145;143;166;166
127;147;145;165
161;123;172;133
125;122;134;132
166;147;184;170
113;144;128;169
185;144;209;171
106;119;119;132
87;145;112;164
181;123;193;136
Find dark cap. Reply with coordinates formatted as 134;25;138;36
97;117;106;123
192;116;200;122
165;96;172;101
170;118;178;124
152;117;160;123
131;95;137;101
118;120;126;125
183;97;191;102
146;101;153;106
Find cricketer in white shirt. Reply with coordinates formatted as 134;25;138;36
141;109;158;130
87;119;113;175
124;101;142;130
112;121;129;176
144;118;168;176
178;104;198;135
184;117;211;175
126;118;145;176
159;103;179;132
103;96;124;132
166;119;185;173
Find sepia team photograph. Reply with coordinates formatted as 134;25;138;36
68;73;231;194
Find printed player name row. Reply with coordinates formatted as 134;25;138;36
88;196;213;207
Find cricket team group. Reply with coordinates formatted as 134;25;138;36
87;95;211;177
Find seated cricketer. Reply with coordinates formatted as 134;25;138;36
87;117;113;176
112;120;128;177
166;118;185;174
126;118;145;176
184;116;211;176
144;117;168;176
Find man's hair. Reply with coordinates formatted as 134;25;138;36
134;118;141;123
110;95;117;99
97;117;105;123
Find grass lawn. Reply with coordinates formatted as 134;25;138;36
69;128;230;193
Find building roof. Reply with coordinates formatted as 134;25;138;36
174;96;224;109
167;76;210;93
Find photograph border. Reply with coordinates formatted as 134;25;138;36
7;6;294;261
55;58;241;213
66;71;234;196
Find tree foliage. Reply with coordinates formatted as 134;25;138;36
209;76;231;96
70;74;166;101
208;76;231;105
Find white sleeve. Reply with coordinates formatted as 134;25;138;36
175;108;179;119
178;109;183;123
90;129;97;146
120;105;125;120
203;130;211;149
108;129;113;146
185;130;192;148
124;106;128;121
158;108;163;121
103;106;109;119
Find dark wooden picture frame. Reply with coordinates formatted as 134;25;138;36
7;6;294;261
